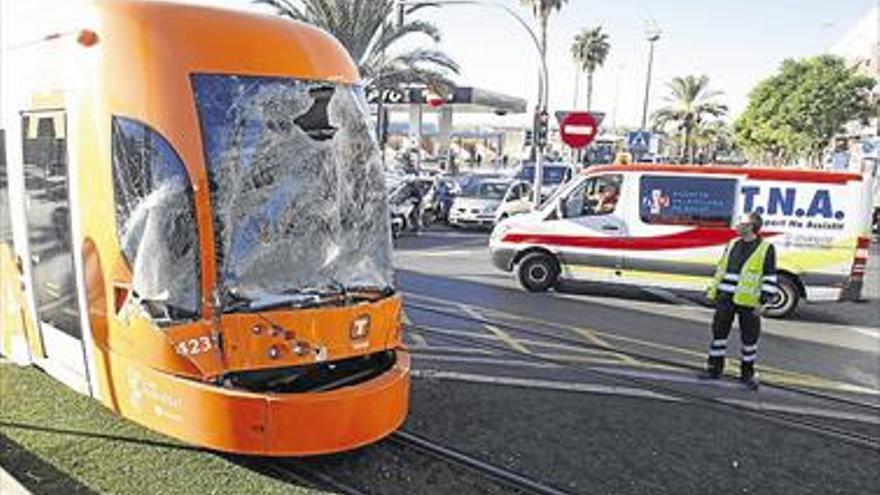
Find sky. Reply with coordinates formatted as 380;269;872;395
3;0;877;129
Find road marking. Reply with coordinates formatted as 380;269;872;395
554;291;880;349
413;324;630;364
414;354;559;369
849;327;880;339
410;345;496;356
412;369;679;401
408;332;429;348
719;398;880;426
459;304;531;354
405;292;880;396
414;369;880;426
410;292;633;363
397;249;484;258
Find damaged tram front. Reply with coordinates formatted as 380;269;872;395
0;0;409;456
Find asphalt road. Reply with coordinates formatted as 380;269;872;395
385;225;880;495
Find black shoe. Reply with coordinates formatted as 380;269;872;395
698;369;722;380
740;374;760;391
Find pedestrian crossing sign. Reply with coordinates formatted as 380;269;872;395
628;131;651;152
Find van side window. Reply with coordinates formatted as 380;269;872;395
111;116;200;324
639;175;736;227
564;174;622;218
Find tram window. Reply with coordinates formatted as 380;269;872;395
111;117;200;323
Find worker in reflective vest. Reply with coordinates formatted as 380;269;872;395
702;212;778;389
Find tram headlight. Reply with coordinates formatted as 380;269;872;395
268;345;281;359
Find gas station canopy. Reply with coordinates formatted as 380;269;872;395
366;86;527;115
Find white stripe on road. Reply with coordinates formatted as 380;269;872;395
396;249;483;258
550;292;880;351
719;398;880;426
412;369;679;401
414;369;880;425
414;354;560;369
849;327;880;339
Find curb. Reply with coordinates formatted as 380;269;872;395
0;466;33;495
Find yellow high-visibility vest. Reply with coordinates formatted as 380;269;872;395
707;240;769;308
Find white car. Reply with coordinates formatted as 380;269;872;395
449;179;511;228
449;179;534;228
494;181;534;223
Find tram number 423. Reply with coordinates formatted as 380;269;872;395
175;336;213;357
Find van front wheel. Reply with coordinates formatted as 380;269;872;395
764;274;800;318
517;252;559;292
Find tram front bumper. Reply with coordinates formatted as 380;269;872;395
263;350;411;456
106;348;410;456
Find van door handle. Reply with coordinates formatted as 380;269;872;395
601;225;620;231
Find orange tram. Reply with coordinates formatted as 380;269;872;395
0;0;409;456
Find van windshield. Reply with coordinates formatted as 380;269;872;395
192;74;392;310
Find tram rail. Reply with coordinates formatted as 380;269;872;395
401;304;880;452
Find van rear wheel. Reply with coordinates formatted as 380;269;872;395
764;274;799;318
517;252;559;292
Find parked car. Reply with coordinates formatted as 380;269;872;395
449;178;510;228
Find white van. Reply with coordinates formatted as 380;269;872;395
489;164;873;317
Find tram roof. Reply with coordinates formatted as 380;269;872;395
85;0;359;84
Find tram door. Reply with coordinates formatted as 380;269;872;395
20;109;86;377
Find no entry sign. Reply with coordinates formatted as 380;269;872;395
560;112;598;149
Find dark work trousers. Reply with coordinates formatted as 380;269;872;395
708;294;761;377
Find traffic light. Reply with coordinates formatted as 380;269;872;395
534;110;549;149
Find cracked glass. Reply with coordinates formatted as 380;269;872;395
111;116;201;322
192;74;393;310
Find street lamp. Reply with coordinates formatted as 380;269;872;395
640;21;661;131
396;0;549;207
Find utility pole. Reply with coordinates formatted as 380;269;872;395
640;22;661;130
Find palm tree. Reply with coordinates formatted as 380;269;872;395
691;120;734;163
254;0;459;91
571;26;610;110
520;0;569;102
652;75;728;163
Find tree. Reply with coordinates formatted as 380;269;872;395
652;75;728;163
734;55;875;166
691;120;734;163
254;0;459;91
571;26;610;111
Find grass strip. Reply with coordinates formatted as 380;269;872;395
0;362;323;495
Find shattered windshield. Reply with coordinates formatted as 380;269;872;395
192;74;393;310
